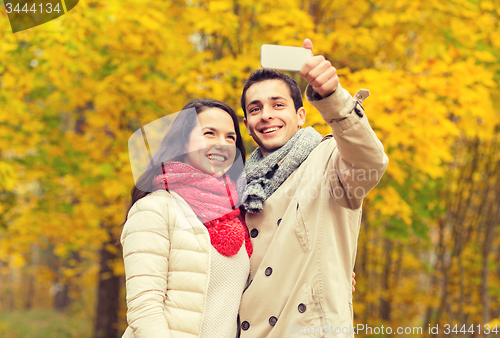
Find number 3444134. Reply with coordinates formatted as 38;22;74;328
5;2;61;13
443;324;499;335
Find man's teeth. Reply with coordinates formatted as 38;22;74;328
207;154;226;162
263;127;280;133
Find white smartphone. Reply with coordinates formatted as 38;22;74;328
261;44;312;72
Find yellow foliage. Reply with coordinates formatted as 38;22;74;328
489;318;500;327
375;186;413;225
0;0;498;328
9;253;26;268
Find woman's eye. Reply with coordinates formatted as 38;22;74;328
204;131;214;136
227;135;236;141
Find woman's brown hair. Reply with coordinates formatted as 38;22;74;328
120;99;246;230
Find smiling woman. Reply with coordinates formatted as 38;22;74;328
120;99;252;338
184;108;238;178
130;99;246;197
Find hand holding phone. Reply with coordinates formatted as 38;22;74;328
260;40;339;97
299;38;339;98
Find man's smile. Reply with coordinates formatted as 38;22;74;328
259;126;283;134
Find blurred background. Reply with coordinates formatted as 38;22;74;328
0;0;499;337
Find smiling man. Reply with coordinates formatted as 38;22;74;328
238;39;389;338
244;79;306;157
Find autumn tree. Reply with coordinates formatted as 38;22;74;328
0;0;498;337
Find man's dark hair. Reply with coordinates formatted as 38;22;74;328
241;69;303;118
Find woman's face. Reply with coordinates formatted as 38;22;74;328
184;108;238;177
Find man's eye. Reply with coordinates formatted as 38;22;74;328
275;103;284;108
249;107;260;113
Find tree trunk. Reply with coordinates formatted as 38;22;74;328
424;216;446;331
53;254;71;311
93;239;121;338
481;199;498;324
24;271;35;310
380;238;393;321
53;282;70;310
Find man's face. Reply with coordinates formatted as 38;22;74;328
243;80;305;156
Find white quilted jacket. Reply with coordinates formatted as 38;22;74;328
121;189;211;338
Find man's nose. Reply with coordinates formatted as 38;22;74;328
261;106;273;120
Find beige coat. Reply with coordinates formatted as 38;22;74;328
238;84;389;338
121;190;212;338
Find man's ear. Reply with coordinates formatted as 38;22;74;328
297;107;306;128
243;118;251;135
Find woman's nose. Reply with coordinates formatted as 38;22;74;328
212;143;224;150
209;139;230;151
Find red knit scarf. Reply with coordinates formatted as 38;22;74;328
152;162;252;258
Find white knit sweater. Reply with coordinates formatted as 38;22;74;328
200;245;250;338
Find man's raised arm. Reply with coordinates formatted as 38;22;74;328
300;38;389;209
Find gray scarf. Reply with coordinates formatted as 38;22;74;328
243;127;322;214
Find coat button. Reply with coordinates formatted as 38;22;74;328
241;321;250;330
269;316;278;326
298;303;306;313
265;267;273;276
250;228;258;238
277;218;282;226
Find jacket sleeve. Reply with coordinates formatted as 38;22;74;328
121;192;174;338
306;84;389;209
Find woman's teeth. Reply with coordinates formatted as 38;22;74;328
207;154;226;162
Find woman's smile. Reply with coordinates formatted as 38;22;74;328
184;108;237;177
